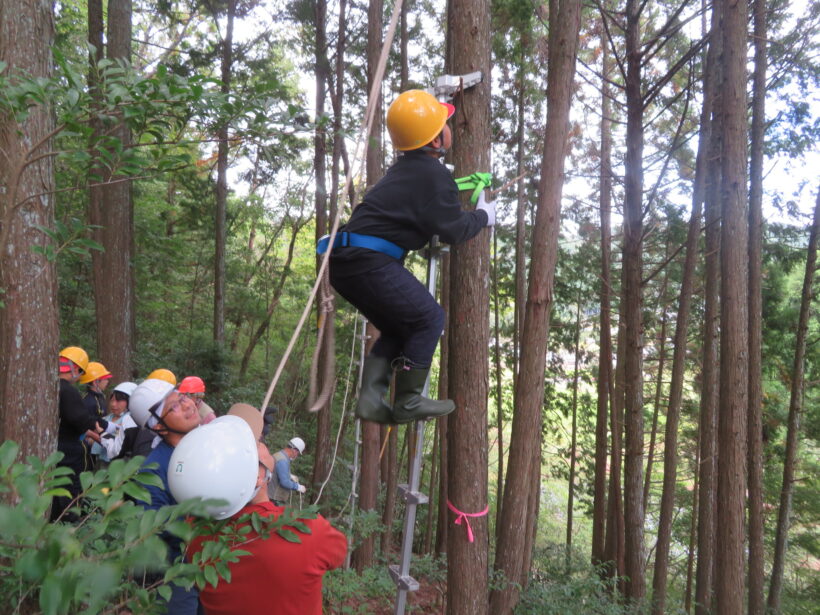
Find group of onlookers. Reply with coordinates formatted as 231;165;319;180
54;346;346;615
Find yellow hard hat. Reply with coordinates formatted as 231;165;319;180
59;346;89;373
79;361;112;384
147;368;177;386
386;90;455;151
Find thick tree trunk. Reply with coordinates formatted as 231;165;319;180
212;0;235;346
90;0;135;380
444;0;493;612
312;0;349;493
435;254;451;556
592;29;613;567
746;0;767;612
489;0;581;611
605;323;626;583
767;186;820;613
651;24;716;609
352;324;381;571
716;0;750;609
695;7;723;612
352;0;383;566
622;0;646;601
643;281;668;516
0;0;59;458
492;230;504;537
565;297;582;569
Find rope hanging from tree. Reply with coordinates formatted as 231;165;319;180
259;0;405;413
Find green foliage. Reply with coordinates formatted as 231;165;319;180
323;565;395;614
0;439;323;614
514;545;631;615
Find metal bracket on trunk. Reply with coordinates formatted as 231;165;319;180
429;71;483;102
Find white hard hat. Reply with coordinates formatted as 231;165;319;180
113;381;138;397
288;437;305;455
129;378;175;428
168;415;259;519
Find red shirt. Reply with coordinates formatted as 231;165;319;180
190;501;347;615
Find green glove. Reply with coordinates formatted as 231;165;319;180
454;172;493;205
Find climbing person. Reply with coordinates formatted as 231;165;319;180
53;347;116;521
189;441;346;615
129;378;202;614
268;437;307;506
147;368;177;386
178;375;216;424
322;89;495;425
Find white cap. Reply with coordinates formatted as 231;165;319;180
129;379;175;428
288;437;305;455
168;415;259;519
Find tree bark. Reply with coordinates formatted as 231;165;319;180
651;24;716;609
489;0;581;610
352;324;381;571
435;254;451;556
592;25;613;567
91;0;135;380
767;185;820;614
643;275;668;517
444;0;493;612
716;0;750;609
565;295;582;570
0;0;59;458
695;6;723;612
622;0;646;600
746;0;767;612
352;0;383;567
212;0;235;346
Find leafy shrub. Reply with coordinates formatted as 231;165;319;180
0;440;317;615
514;544;632;615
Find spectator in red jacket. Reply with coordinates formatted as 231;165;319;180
190;442;347;615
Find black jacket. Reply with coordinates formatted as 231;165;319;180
58;379;107;472
331;151;488;275
83;388;107;419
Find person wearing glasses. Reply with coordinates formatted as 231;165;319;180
129;378;202;615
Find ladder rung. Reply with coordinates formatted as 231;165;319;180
397;483;428;505
388;565;419;592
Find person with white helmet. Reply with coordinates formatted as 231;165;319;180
189;440;346;615
89;381;138;467
52;346;117;522
129;378;202;615
323;89;495;425
268;436;307;505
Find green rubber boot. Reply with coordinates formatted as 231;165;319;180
355;355;395;424
391;367;455;424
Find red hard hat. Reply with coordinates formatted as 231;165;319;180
178;376;206;394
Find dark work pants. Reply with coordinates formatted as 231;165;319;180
330;259;443;369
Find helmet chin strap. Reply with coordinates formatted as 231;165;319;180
420;144;446;156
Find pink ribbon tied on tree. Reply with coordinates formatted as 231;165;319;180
447;499;489;543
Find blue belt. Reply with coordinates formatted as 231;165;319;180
316;232;406;260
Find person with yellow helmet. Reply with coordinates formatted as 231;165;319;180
53;347;118;521
79;361;113;467
321;89;495;425
80;361;112;419
147;368;177;386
